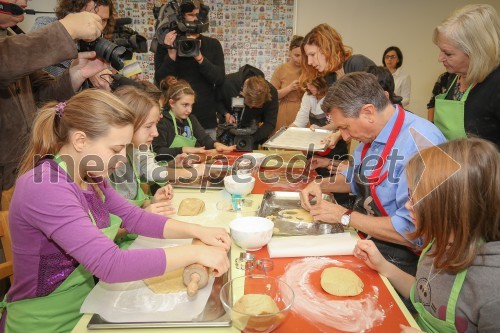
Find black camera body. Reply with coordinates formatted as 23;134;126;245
217;97;258;152
78;38;131;71
150;0;209;57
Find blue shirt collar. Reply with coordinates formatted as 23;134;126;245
372;105;401;145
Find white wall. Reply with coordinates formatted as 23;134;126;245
296;0;500;118
17;0;57;32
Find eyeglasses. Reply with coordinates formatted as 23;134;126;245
385;55;397;60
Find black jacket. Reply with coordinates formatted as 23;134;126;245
154;35;225;129
152;109;216;161
217;64;278;145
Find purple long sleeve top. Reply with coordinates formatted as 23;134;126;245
7;159;168;302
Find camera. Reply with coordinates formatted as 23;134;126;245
217;97;258;152
77;18;147;71
78;38;132;71
150;0;209;57
110;18;148;54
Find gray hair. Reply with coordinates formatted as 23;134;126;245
321;72;390;118
433;4;500;84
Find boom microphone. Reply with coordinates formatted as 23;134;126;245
0;1;55;15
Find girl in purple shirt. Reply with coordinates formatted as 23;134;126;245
1;89;230;333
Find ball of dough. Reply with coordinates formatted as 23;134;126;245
233;294;280;315
177;198;205;216
320;267;364;296
232;294;283;331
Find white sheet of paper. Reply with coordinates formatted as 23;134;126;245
80;237;215;323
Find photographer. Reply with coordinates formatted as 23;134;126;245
154;0;224;140
217;64;279;150
31;0;114;90
0;1;107;207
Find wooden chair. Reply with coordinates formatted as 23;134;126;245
0;211;13;285
1;187;14;211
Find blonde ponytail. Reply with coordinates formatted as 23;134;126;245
18;89;135;177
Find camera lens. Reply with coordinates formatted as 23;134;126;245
93;38;132;70
238;140;247;148
177;37;200;57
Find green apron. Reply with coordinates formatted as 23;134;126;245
1;158;122;333
114;152;150;249
169;111;197;148
434;75;474;140
410;242;468;333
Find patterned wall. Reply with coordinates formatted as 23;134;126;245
114;0;295;82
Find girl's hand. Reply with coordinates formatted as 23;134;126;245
309;124;320;131
145;201;176;216
214;142;236;153
182;147;207;154
195;245;230;277
354;240;388;272
196;226;231;252
152;184;174;203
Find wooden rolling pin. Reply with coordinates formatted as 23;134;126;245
182;239;210;297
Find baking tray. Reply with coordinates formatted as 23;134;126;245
87;252;231;329
258;191;344;236
262;127;332;152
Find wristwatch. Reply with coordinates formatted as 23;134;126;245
340;209;354;227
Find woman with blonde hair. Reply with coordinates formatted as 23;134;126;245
271;35;304;131
355;138;500;333
2;89;230;332
432;4;499;146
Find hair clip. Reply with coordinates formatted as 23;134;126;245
55;101;67;118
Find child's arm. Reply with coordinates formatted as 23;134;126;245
354;240;415;298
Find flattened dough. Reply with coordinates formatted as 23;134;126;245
278;208;314;222
320;267;364;296
178;198;205;216
144;268;186;293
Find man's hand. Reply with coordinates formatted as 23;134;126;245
299;180;323;211
88;68;113;91
69;51;109;91
163;30;178;47
309;201;345;223
60;12;103;41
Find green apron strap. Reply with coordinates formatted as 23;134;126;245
445;269;468;323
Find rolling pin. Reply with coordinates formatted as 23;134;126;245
182;239;210;297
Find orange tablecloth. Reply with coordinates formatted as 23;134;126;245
245;247;411;333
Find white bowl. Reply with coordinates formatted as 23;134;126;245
241;153;267;168
224;175;255;196
230;216;274;251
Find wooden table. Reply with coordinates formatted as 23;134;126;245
72;151;419;333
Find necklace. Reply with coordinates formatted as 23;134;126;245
424;262;442;293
